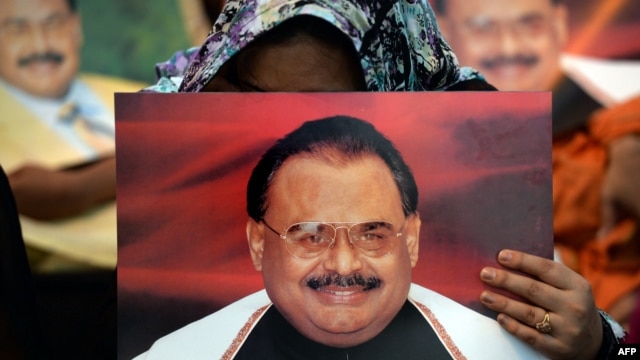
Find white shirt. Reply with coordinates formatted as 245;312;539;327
134;284;547;360
0;78;114;160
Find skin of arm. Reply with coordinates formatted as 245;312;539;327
8;156;116;220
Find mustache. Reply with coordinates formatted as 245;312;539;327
480;54;538;70
306;273;382;291
18;52;64;67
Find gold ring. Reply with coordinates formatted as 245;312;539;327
535;312;551;334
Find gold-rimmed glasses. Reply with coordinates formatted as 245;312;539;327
262;220;403;259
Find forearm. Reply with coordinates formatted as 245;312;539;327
73;156;117;210
9;156;117;220
594;310;626;359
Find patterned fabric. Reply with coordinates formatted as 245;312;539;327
145;0;483;93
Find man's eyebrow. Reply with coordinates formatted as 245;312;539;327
1;17;25;27
518;12;545;23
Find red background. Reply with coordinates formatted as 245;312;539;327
116;92;553;357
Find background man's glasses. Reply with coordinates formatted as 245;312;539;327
0;12;74;43
262;220;403;259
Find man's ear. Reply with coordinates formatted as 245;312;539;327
71;12;84;47
405;213;421;268
246;218;265;271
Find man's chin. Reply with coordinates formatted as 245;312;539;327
483;66;539;91
306;316;378;348
22;61;63;78
18;78;70;99
303;292;385;344
486;75;540;91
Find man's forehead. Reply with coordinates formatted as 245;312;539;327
0;0;71;21
268;153;403;220
464;11;544;27
448;0;554;21
272;152;393;187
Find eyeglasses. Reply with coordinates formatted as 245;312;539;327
262;220;403;259
0;13;74;43
461;14;549;43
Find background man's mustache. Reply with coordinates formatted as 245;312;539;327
481;55;538;69
306;273;382;291
18;52;64;67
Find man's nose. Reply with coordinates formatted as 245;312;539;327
495;24;525;57
24;25;51;53
322;229;363;275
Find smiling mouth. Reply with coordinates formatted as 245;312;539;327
332;290;356;296
317;288;359;296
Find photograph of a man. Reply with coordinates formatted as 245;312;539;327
0;0;143;269
0;0;118;189
134;116;547;359
117;91;571;358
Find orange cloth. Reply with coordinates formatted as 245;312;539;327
553;97;640;312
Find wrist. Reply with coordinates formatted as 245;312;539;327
594;309;626;359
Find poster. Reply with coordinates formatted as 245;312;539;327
116;91;552;358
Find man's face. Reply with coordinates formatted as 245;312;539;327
438;0;567;91
0;0;82;98
247;153;420;347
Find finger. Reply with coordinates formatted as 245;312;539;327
480;290;553;330
495;249;574;290
480;266;563;312
494;313;569;359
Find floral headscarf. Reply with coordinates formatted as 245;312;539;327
147;0;482;92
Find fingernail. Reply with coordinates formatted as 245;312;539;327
481;291;495;304
480;268;495;281
498;250;512;263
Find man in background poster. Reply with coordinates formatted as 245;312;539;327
433;0;640;327
0;0;144;270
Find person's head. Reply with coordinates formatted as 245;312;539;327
245;116;421;347
0;0;82;99
204;15;366;92
177;0;469;93
434;0;568;91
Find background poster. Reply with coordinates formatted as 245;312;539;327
116;92;553;358
552;0;640;59
427;0;640;60
84;0;640;81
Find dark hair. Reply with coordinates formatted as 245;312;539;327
246;116;418;221
67;0;77;12
253;15;354;51
222;15;366;91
